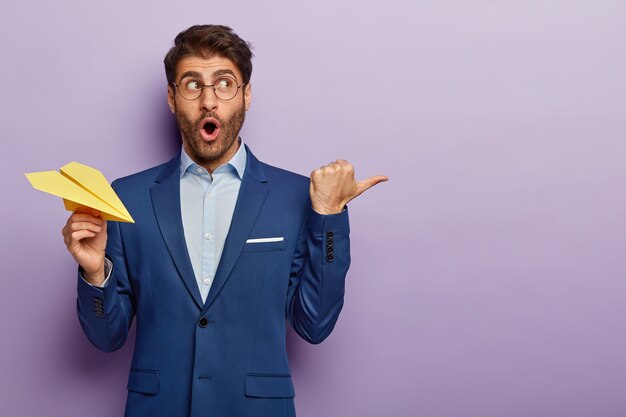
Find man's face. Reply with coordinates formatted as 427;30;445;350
167;55;252;171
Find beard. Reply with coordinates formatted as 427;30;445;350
175;101;246;168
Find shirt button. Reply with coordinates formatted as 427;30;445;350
204;233;212;240
196;167;203;174
207;192;213;198
203;278;211;285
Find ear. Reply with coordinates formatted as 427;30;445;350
167;84;176;114
244;83;252;111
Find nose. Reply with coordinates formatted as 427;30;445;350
199;86;219;112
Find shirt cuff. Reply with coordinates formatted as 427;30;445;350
79;258;113;288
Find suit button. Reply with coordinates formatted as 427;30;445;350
199;317;209;328
326;231;334;238
326;254;334;262
326;238;333;247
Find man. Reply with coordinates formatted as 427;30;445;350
62;25;386;417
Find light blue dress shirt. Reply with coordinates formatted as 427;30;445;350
179;140;247;302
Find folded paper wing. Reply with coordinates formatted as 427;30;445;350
25;161;134;223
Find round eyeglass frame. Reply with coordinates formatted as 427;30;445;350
172;76;247;101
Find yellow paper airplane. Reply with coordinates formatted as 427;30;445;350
25;162;134;223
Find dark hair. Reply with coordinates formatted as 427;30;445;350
164;25;253;85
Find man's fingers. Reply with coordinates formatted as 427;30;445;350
63;219;104;246
74;206;101;217
67;230;97;248
355;175;389;196
68;221;103;234
62;207;108;259
63;216;103;239
67;214;104;227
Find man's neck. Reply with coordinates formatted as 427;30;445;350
186;139;241;174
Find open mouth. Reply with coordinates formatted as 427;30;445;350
199;117;220;141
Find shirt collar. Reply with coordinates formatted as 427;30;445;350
179;138;247;180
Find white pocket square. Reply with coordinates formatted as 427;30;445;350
246;237;284;243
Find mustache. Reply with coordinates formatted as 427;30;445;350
196;112;222;125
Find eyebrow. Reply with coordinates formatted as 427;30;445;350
212;69;237;79
178;71;203;81
178;69;238;82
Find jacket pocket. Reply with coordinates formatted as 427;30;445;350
242;239;287;252
245;374;295;398
127;368;159;395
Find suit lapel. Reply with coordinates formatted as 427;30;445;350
150;154;204;309
203;147;269;310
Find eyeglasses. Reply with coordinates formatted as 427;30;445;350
173;76;247;101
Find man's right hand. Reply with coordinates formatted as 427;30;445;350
62;207;107;286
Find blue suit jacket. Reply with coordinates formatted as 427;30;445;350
76;146;350;417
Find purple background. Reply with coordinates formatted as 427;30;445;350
2;1;626;416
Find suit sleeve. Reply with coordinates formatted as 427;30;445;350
76;182;136;353
286;204;350;344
